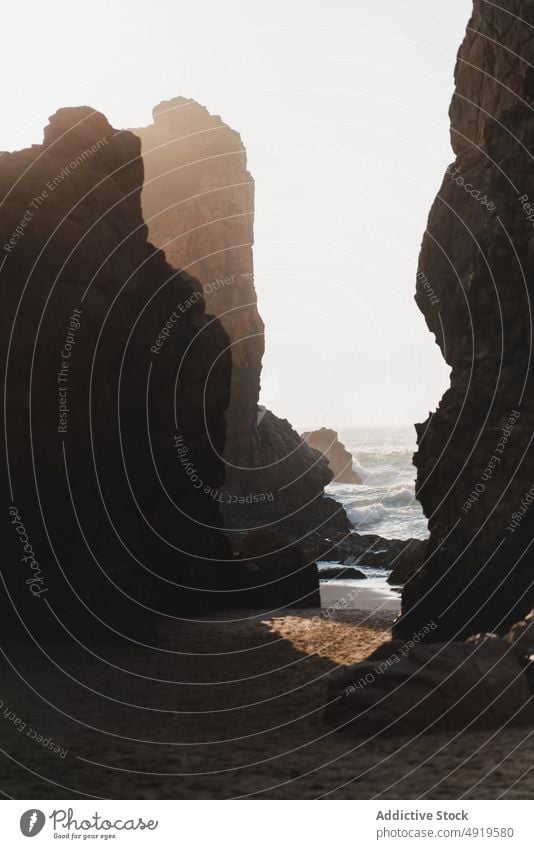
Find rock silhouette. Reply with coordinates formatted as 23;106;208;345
133;97;263;488
319;566;366;580
395;0;534;641
325;633;534;735
301;427;362;484
133;98;351;551
0;106;241;637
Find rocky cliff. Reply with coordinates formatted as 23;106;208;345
395;0;534;640
0;107;234;636
133;99;350;551
133;99;263;488
302;428;362;484
0;105;329;632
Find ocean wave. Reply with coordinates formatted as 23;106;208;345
361;469;415;487
382;486;415;507
331;485;427;539
347;504;428;538
347;502;389;528
352;449;414;463
326;426;428;539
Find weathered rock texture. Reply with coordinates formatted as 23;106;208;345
329;533;426;575
228;409;348;551
386;538;427;585
235;530;321;607
0;107;235;636
325;633;534;735
0;106;328;631
395;0;534;641
319;566;366;580
133;99;351;551
133;98;263;485
301;427;362;484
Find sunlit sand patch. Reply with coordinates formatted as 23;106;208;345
264;609;395;666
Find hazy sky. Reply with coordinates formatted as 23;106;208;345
3;0;473;430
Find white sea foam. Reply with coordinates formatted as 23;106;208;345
347;502;389;527
325;424;429;540
382;486;415;507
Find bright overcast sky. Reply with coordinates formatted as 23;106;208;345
2;0;473;430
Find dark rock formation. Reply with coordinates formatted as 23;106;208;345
302;427;362;484
132;99;351;551
0;107;236;636
325;633;534;735
324;532;426;575
395;0;534;640
0;105;329;629
224;409;350;556
319;566;366;580
133;98;263;487
506;609;534;658
234;530;320;607
386;539;427;585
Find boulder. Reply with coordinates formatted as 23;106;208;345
386;539;427;585
331;533;427;577
325;633;534;735
0;107;233;636
301;427;362;484
319;566;367;580
395;0;534;640
233;530;320;608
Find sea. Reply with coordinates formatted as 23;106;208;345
317;424;426;612
326;424;429;541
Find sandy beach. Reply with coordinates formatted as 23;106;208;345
1;606;534;799
320;577;402;613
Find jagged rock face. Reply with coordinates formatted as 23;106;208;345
235;530;321;608
225;410;349;557
0;107;233;635
395;0;534;640
133;99;351;548
133;98;263;485
301;428;362;484
386;539;426;586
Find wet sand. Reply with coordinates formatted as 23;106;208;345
320;578;401;613
1;607;534;799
